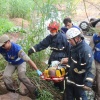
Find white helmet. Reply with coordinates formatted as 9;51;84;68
66;28;81;39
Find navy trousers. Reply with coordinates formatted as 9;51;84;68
63;83;87;100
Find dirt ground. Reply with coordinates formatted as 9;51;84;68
75;1;100;22
10;18;29;29
56;0;100;22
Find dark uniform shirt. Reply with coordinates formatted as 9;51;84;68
61;25;80;34
33;31;70;65
67;40;95;87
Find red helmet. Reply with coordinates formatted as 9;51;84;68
48;21;60;30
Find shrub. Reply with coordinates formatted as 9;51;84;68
0;0;9;17
9;0;34;20
0;18;14;35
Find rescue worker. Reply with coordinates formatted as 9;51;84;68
28;21;70;91
61;17;80;34
90;21;100;100
61;28;95;100
0;34;42;99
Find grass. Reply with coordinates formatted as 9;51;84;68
0;18;14;35
9;0;34;20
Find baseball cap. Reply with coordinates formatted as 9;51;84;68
0;34;10;46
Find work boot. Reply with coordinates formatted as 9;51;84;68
30;88;41;100
34;88;41;98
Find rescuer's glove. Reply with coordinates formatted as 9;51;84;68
28;48;35;56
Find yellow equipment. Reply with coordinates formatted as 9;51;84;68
41;65;66;82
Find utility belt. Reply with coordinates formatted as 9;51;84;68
50;47;65;52
51;50;65;53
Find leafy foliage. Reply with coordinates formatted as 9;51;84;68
8;26;27;33
0;0;9;17
0;55;7;71
9;0;34;19
17;28;49;69
0;18;14;35
36;90;53;100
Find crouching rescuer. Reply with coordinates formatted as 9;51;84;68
0;34;42;99
61;28;96;100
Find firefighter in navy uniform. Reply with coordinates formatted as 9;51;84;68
61;28;96;100
28;21;70;91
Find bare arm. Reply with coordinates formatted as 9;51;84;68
27;59;38;70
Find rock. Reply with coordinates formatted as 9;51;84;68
0;92;32;100
19;95;32;100
0;92;19;100
0;81;32;100
0;82;8;94
19;82;29;95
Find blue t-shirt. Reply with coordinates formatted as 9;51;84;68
93;34;100;63
61;25;80;34
0;42;24;65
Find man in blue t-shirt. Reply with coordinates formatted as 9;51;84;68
61;17;80;34
0;34;42;99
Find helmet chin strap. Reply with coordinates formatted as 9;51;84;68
73;37;82;46
73;38;77;45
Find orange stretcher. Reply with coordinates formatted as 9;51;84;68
40;66;66;82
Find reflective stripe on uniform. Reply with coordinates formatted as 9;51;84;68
95;47;100;51
50;47;65;51
31;47;36;52
86;77;93;82
71;57;86;65
66;64;70;68
67;79;84;87
74;68;86;74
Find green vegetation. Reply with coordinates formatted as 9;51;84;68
17;28;48;69
0;0;9;17
0;55;7;71
9;0;34;19
63;0;80;17
0;18;14;35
